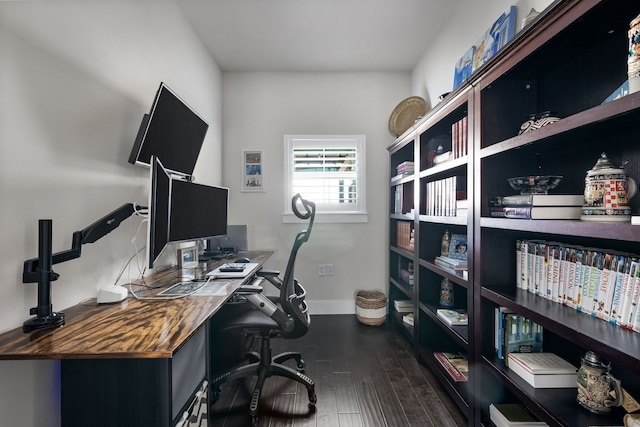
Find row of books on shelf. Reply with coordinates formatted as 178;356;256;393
391;161;414;182
494;308;543;364
489;194;584;220
517;238;640;331
424;176;466;217
396;221;414;252
451;116;468;160
393;184;410;214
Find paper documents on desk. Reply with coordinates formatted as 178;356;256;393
157;281;230;297
205;262;260;278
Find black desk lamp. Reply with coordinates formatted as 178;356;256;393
22;203;139;333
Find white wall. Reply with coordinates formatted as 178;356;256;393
0;1;221;426
221;72;410;313
412;0;554;107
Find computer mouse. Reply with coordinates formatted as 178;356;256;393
235;257;251;263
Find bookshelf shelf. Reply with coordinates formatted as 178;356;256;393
418;346;471;414
483;355;628;426
387;1;640;425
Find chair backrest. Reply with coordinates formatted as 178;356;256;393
280;194;315;338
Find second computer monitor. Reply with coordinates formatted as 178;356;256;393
169;179;228;243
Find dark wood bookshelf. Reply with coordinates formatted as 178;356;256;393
388;1;640;425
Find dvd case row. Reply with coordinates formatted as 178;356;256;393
516;239;640;331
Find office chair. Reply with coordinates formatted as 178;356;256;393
210;194;317;426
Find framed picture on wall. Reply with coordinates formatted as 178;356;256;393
242;149;265;192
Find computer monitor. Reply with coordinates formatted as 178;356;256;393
129;82;209;177
169;179;228;243
147;155;229;269
147;156;171;269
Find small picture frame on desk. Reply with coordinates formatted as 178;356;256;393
242;149;265;192
177;245;199;268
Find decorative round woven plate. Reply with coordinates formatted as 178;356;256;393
388;96;428;137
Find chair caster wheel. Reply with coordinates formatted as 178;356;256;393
308;389;317;405
297;359;305;370
212;386;222;402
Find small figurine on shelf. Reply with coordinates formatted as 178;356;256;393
441;230;451;257
439;278;455;307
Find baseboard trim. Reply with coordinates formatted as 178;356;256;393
308;300;387;315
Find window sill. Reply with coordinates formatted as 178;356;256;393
282;212;368;224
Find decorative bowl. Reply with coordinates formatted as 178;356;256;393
508;175;563;194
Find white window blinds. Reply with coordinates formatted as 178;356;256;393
284;135;367;223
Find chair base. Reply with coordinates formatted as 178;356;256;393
211;335;317;425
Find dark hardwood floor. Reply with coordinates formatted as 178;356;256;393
209;314;467;427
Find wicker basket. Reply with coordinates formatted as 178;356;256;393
355;290;387;326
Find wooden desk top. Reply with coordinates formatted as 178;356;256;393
0;251;273;360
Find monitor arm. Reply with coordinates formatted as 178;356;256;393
22;203;140;333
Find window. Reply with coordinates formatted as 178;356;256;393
284;135;367;223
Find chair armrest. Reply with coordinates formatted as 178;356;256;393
256;270;282;290
235;277;264;294
236;284;263;293
256;269;280;277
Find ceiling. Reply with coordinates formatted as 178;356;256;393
175;0;459;72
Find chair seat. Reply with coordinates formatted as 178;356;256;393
217;301;282;334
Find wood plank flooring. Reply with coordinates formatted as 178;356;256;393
209;314;467;427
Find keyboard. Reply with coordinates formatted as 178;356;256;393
218;264;246;273
205;262;260;278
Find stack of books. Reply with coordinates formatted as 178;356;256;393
489;194;583;220
435;255;468;272
402;312;414;326
393;300;413;313
434;352;468;382
507;352;577;388
436;308;468;326
489;403;548;427
391;161;414;182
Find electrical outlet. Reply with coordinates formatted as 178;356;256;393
318;264;326;276
326;264;334;276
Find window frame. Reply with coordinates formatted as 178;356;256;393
283;134;367;224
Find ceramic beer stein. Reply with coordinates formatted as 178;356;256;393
576;351;622;414
581;153;637;222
